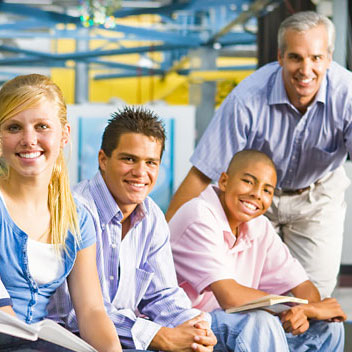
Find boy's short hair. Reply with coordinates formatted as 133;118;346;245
227;149;277;175
101;106;166;157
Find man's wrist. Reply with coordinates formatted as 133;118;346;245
148;326;172;351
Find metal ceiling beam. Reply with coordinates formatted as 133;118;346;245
208;0;281;44
113;0;249;18
0;0;261;81
105;23;202;45
88;59;165;75
0;43;199;65
0;3;81;25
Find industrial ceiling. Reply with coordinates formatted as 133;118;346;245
0;0;282;81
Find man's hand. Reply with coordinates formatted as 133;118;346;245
149;313;217;352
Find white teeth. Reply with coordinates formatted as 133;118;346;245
19;152;41;159
243;201;257;210
299;78;313;83
129;182;144;188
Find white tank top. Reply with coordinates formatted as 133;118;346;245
27;238;65;285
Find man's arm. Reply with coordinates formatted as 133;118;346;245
166;167;211;222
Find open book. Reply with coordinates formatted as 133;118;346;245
225;294;308;315
0;311;97;352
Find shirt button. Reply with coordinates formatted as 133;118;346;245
109;276;114;280
111;243;116;249
101;224;105;230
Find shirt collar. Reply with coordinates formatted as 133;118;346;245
200;185;258;250
269;66;327;106
90;172;147;228
90;172;123;226
200;185;236;248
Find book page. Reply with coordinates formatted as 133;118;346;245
225;295;308;314
34;319;97;352
0;311;96;352
0;311;37;341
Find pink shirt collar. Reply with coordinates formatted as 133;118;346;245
199;185;256;250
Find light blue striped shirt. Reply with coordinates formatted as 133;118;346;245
48;172;204;350
191;61;352;189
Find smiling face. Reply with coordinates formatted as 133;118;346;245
98;132;162;218
0;99;69;181
278;25;332;113
218;158;277;232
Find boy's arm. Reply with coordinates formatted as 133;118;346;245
210;279;269;309
288;280;346;320
280;298;347;335
281;281;346;335
290;280;321;302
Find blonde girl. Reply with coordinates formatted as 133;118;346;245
0;74;122;352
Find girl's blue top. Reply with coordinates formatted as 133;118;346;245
0;196;95;323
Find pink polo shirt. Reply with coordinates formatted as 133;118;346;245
169;185;308;312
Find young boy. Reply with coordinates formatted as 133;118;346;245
48;106;216;351
169;149;346;351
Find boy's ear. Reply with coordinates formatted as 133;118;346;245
98;149;108;173
218;172;228;192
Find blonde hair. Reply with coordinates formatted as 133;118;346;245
0;74;80;252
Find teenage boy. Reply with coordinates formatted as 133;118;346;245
48;106;216;351
169;149;346;352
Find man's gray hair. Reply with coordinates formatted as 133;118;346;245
278;11;335;54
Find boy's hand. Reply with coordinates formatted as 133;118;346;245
304;298;347;321
280;306;310;335
280;297;347;335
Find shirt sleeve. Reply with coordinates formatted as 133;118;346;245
0;278;12;307
191;92;250;181
171;201;234;294
76;203;96;250
258;220;309;294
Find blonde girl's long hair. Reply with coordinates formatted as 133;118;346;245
0;74;80;252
